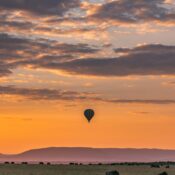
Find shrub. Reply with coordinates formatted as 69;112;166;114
106;170;120;175
158;172;168;175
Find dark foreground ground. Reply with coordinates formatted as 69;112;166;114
0;164;174;175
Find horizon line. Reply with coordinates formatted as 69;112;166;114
2;146;175;155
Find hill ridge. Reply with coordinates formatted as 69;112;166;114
1;147;175;162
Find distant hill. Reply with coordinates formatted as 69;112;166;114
1;147;175;163
0;154;5;158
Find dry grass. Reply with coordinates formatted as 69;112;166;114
0;164;174;175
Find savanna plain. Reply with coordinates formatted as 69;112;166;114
0;164;174;175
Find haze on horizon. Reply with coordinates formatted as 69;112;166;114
0;0;175;154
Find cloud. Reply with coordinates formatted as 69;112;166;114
0;16;106;41
0;33;100;77
114;44;175;54
39;44;175;77
0;85;175;105
0;20;35;31
0;64;12;77
91;0;175;24
107;99;175;105
1;33;175;78
0;33;99;55
0;0;80;16
0;85;90;101
0;0;174;44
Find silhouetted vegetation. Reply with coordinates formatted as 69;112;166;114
158;172;168;175
4;161;9;164
69;162;78;165
151;164;160;168
39;162;44;165
104;161;175;166
106;170;119;175
21;162;28;165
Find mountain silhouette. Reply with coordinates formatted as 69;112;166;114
1;147;175;163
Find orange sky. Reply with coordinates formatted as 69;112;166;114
1;99;175;154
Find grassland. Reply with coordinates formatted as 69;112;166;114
0;164;174;175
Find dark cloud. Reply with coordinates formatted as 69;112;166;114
0;64;12;77
114;44;175;54
0;0;80;16
0;0;174;39
0;10;37;34
1;33;175;78
0;33;99;59
0;33;100;77
0;33;50;75
0;33;46;52
0;20;35;30
91;0;175;23
40;44;175;77
54;43;100;54
0;33;99;55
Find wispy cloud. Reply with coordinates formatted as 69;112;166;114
1;85;175;105
0;85;91;101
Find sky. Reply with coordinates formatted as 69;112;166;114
0;0;175;154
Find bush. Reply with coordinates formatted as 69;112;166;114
151;164;160;168
158;172;168;175
106;170;120;175
21;162;28;165
39;162;44;165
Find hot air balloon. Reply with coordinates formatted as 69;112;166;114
84;109;95;122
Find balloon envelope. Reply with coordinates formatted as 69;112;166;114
84;109;95;122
